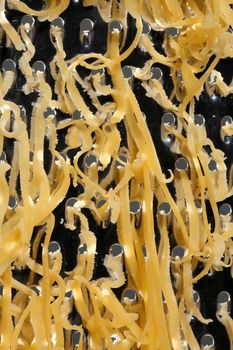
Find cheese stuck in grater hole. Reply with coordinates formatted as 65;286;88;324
0;0;233;349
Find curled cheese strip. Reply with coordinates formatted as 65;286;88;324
7;0;69;21
159;216;183;350
0;1;25;50
216;309;233;350
179;298;201;350
18;25;35;94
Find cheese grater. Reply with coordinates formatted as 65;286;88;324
0;0;233;349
